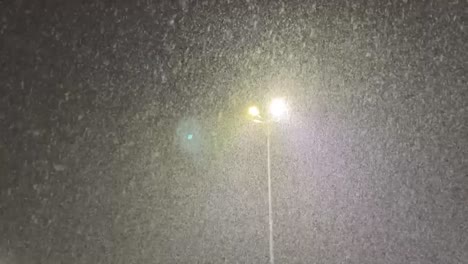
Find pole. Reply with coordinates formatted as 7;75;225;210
267;123;274;264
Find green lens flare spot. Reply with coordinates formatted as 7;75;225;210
187;134;193;140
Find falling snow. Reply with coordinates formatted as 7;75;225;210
0;1;467;264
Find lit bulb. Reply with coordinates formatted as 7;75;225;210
248;106;260;117
269;98;287;119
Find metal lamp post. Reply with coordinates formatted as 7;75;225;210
247;98;287;264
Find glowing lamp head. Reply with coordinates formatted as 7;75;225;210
248;106;260;117
269;98;287;119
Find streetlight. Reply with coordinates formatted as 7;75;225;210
248;97;287;264
269;98;288;120
248;106;260;117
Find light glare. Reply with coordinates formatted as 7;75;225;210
248;106;260;117
269;98;287;119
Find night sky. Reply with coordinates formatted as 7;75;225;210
0;1;467;263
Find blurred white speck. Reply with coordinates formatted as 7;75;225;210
365;52;371;57
179;0;188;12
31;130;42;137
53;164;66;172
31;215;38;224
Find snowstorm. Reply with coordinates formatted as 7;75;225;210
0;1;466;263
